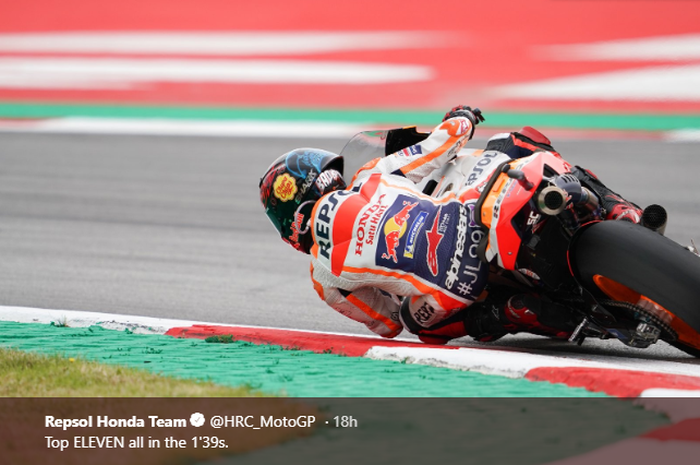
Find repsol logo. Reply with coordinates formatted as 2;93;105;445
315;191;351;260
465;151;499;187
413;303;436;325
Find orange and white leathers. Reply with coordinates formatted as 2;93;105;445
309;116;492;338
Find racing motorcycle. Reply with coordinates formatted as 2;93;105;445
340;126;700;357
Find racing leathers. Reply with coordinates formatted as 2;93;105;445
308;118;642;343
309;116;487;339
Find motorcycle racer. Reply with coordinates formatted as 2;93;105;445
259;106;643;344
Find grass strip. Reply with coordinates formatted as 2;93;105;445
0;347;257;397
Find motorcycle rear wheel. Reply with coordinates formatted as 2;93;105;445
570;220;700;357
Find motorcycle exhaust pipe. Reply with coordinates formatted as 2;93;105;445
548;174;599;212
641;204;667;235
537;186;568;215
577;187;600;212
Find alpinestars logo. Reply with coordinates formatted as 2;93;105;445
425;207;445;276
445;205;468;289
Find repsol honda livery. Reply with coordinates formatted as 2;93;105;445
261;105;700;357
309;117;481;337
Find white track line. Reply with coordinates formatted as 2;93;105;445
366;345;700;379
0;117;694;142
0;118;367;138
541;34;700;61
0;305;394;340
0;31;444;56
665;129;700;142
0;57;433;88
496;64;700;101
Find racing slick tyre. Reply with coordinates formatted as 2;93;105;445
570;220;700;357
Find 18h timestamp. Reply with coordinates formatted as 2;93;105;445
326;416;358;428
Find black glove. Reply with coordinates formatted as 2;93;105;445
442;105;485;126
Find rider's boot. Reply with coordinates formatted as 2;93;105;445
571;166;643;223
487;294;579;339
405;293;579;345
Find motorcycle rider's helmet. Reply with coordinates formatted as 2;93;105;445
259;148;345;253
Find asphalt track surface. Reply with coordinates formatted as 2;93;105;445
2;132;700;364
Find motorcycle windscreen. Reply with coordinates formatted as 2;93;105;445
339;130;390;179
339;127;431;179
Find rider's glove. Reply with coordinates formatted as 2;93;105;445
442;105;485;126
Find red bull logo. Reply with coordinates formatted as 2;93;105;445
381;200;418;262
